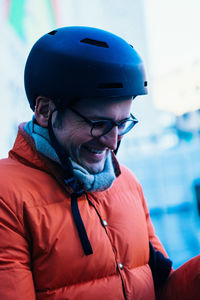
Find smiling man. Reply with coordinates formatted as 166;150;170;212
0;27;174;300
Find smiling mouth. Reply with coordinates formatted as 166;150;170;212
84;146;106;154
84;146;105;154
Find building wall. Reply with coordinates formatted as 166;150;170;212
119;139;200;211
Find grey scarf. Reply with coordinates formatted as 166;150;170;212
24;118;116;192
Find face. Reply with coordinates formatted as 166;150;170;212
52;97;133;174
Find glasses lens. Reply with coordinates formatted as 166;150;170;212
91;117;138;137
91;121;113;137
118;120;135;135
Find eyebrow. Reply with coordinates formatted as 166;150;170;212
86;114;131;122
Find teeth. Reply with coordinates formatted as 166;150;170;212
86;146;104;154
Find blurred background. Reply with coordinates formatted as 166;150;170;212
0;0;200;269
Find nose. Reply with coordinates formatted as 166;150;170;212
98;126;119;150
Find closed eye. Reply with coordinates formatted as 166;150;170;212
92;121;108;129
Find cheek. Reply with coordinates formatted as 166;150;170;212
57;123;85;139
70;128;91;142
61;128;92;149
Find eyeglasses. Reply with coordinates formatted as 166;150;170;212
68;106;138;138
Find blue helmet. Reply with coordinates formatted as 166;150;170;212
24;26;148;111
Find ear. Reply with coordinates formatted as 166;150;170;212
34;96;56;127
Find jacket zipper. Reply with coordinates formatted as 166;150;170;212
86;193;127;300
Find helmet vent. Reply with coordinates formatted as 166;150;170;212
98;83;123;89
48;30;57;35
80;38;109;48
144;81;148;87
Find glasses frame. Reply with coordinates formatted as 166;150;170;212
68;106;138;138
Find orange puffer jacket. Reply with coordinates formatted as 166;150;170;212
0;125;168;300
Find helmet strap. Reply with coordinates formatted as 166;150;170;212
47;109;93;256
47;109;79;191
114;140;121;155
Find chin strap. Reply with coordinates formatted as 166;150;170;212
71;192;93;255
48;110;93;256
114;140;121;155
48;109;75;184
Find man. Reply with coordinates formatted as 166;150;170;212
0;26;198;300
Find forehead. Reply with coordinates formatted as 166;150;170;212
73;96;133;115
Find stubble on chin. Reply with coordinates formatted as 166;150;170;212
84;158;107;174
74;148;108;174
